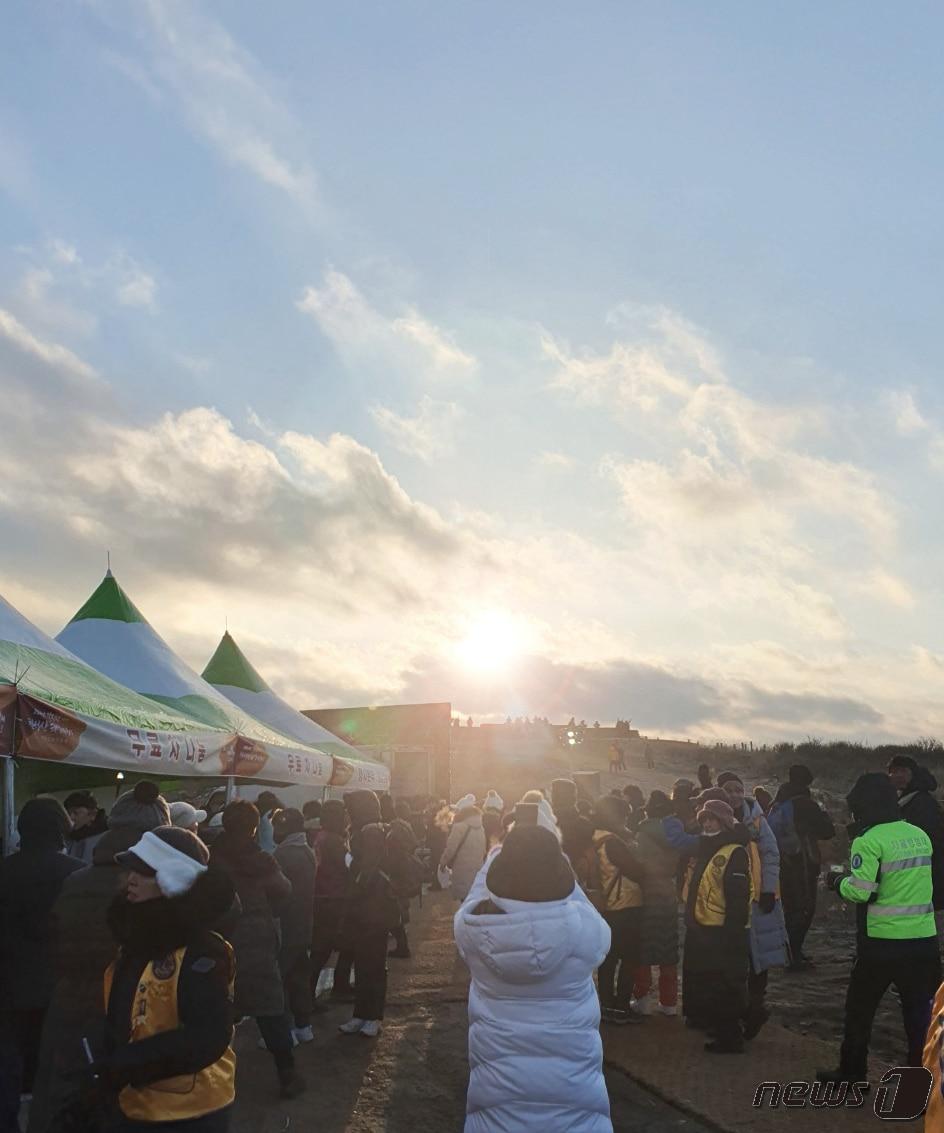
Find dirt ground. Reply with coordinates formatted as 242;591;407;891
230;889;710;1133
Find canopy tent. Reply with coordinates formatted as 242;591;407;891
203;631;389;791
56;572;333;787
0;590;229;854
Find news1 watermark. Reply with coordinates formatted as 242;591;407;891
753;1067;934;1121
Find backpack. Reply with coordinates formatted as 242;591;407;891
389;851;426;900
767;798;801;856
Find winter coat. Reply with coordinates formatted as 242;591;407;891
101;869;237;1113
313;829;349;900
0;843;86;1011
211;831;292;1017
66;809;108;867
635;817;680;966
455;884;613;1133
274;834;317;960
737;798;788;973
898;766;944;910
683;829;751;977
28;835;132;1133
441;813;487;902
771;781;836;870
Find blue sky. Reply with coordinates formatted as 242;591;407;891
2;1;944;740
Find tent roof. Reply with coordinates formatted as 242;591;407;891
0;593;209;733
202;631;370;760
203;632;269;694
69;570;145;624
57;573;323;749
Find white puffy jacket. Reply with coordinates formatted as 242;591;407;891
454;881;613;1133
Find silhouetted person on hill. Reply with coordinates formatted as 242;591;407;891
697;764;713;791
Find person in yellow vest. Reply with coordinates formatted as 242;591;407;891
681;799;752;1054
590;796;646;1026
717;772;787;1041
96;827;238;1132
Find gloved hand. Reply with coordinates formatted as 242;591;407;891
825;868;847;892
758;891;776;914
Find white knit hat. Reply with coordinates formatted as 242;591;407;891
454;793;476;810
484;790;504;811
169;801;208;829
115;828;209;897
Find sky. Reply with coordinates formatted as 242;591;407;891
2;1;944;742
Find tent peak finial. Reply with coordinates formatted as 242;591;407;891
106;550;112;577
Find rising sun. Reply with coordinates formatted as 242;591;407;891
455;611;527;673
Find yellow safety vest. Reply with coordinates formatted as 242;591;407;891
685;842;753;928
104;941;236;1123
592;830;643;910
924;981;944;1132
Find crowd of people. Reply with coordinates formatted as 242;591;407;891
451;754;944;1130
0;782;443;1132
1;749;944;1131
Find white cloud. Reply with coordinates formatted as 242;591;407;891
858;568;916;610
886;390;944;470
0;307;101;387
888;390;929;437
49;239;80;266
97;1;320;218
536;452;577;471
298;268;477;382
114;264;157;310
176;353;212;377
370;396;464;462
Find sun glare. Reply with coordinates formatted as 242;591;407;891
455;612;526;673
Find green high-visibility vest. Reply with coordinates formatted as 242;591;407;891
839;819;935;940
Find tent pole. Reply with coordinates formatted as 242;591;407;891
225;775;236;805
2;757;14;857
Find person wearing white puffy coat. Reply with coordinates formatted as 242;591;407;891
454;825;613;1133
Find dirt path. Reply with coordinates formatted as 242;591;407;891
231;888;710;1132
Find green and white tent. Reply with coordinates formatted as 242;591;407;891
0;590;225;776
56;572;333;787
203;631;390;791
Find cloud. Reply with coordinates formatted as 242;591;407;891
370;396;464;462
298;269;477;383
97;1;320;218
547;307;901;651
109;252;158;310
738;685;883;729
397;649;884;736
886;390;944;470
9;239;158;336
536;452;577;471
0;307;101;388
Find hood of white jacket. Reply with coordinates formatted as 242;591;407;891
455;888;608;984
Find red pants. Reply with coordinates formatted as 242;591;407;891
633;964;678;1007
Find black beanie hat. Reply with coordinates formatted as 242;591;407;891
18;797;71;850
486;825;575;903
272;807;305;837
646;790;673;819
717;771;743;788
788;764;814;787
